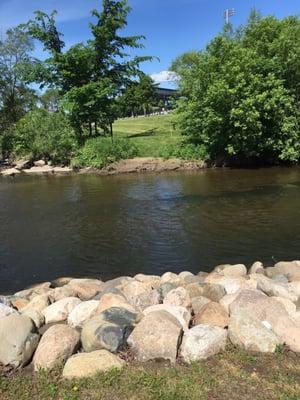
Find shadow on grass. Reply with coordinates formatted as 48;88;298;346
127;128;158;138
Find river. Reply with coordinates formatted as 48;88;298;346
0;167;300;293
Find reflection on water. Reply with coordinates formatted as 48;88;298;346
0;167;300;293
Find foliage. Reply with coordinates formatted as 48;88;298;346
25;1;152;142
13;109;77;164
173;13;300;164
159;142;208;160
0;27;37;158
72;137;138;168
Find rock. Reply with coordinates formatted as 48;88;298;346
81;307;140;353
21;294;50;314
48;285;77;302
255;275;298;302
198;283;226;302
34;159;46;167
158;283;177;298
42;297;81;324
14;282;52;300
128;289;162;312
11;297;30;310
33;325;80;370
163;287;191;309
134;274;161;288
178;271;194;281
14;159;31;170
272;315;300;352
181;325;227;363
194;302;229;328
184;283;204;298
143;304;191;332
67;279;103;300
0;314;39;367
0;296;12;307
100;276;133;293
128;310;182;363
249;261;264;275
183;275;205;285
121;280;153;299
228;311;282;352
0;303;18;320
160;272;181;286
67;300;100;328
53;167;73;173
1;168;21;177
24;165;54;174
63;350;124;379
22;309;45;329
219;293;240;314
191;296;211;314
205;273;256;294
229;289;287;327
273;297;296;315
214;264;247;277
266;261;300;281
97;293;136;313
51;277;74;287
93;287;126;301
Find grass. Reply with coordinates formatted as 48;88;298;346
112;114;181;157
1;346;300;400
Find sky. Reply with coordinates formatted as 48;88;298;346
0;0;299;87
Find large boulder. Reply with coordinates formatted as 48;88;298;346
81;307;140;353
67;279;103;300
163;287;191;309
1;168;21;177
97;293;136;313
181;325;227;363
194;302;229;328
191;296;211;315
48;285;77;302
198;283;226;302
21;294;50;314
128;310;182;363
127;289;162;312
33;324;80;370
255;275;298;302
134;274;161;288
143;304;191;332
22;309;45;329
14;282;52;300
160;272;181;286
214;264;247;277
0;314;39;367
42;297;81;324
249;261;264;275
272;315;300;352
67;300;100;328
266;261;300;281
205;273;256;294
63;350;124;379
273;297;296;315
228;312;282;352
0;303;18;320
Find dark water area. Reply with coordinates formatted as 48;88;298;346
0;167;300;294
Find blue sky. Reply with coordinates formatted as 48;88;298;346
0;0;299;87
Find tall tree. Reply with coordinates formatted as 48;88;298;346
0;27;36;158
25;0;152;142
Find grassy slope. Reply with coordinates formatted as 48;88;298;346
113;114;181;157
1;347;300;400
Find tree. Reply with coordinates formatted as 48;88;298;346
25;0;152;142
0;27;37;158
173;13;300;164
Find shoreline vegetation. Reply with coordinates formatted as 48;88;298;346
0;261;300;399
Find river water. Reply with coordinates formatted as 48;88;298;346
0;167;300;293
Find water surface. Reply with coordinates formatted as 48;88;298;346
1;167;300;293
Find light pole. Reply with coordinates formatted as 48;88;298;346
224;8;235;24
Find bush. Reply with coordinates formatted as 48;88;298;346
13;109;77;164
72;137;139;168
159;142;208;161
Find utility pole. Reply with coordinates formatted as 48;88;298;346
224;8;235;24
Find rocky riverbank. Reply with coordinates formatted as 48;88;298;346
0;260;300;379
0;157;206;177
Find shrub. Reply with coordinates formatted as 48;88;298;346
13;109;77;164
159;142;208;161
72;137;139;168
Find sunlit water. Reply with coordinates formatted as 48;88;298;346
1;167;300;293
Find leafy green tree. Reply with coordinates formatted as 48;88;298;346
174;13;300;164
0;27;37;158
25;0;152;142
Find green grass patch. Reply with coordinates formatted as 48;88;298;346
112;114;181;157
1;347;300;400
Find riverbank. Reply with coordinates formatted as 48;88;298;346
0;157;207;177
0;260;300;392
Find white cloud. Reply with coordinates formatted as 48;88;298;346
150;70;179;84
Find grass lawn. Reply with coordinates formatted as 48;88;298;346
1;347;300;400
113;114;182;157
